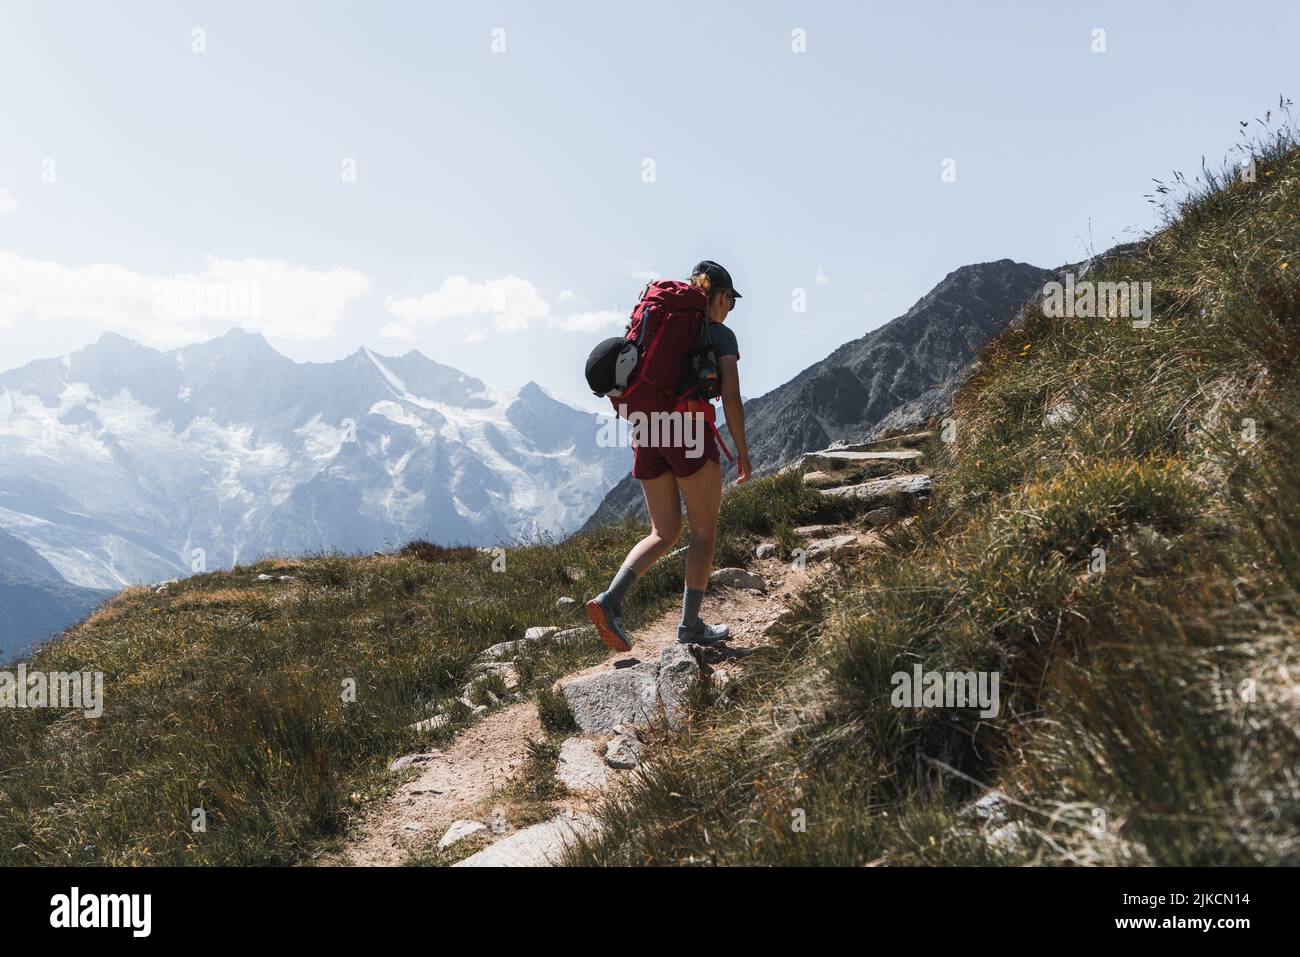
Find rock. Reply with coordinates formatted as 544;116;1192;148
803;533;861;560
820;473;931;506
604;732;646;769
986;821;1030;850
438;819;488;849
479;639;521;661
470;661;519;689
801;448;923;472
472;705;488;717
1043;401;1076;428
657;644;701;730
453;811;598;867
256;573;272;581
556;737;611;792
479;627;588;662
833;430;935;452
562;566;587;582
863;506;898;526
409;714;449;733
755;542;777;559
793;524;838;537
802;470;853;489
389;752;441;772
560;661;660;733
710;567;765;591
970;790;1011;827
556;596;579;612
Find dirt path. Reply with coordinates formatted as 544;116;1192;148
333;535;869;867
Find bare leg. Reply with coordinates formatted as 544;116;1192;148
677;459;723;590
622;471;683;574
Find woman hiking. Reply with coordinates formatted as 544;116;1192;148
586;260;752;652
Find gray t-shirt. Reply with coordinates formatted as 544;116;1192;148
677;320;739;395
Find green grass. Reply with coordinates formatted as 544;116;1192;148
566;113;1300;866
0;464;843;865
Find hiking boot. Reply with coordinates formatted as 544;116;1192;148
677;620;729;645
587;595;632;652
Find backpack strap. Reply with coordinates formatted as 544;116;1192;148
675;395;736;464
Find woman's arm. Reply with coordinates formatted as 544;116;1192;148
718;354;751;484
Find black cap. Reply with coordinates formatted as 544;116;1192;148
691;260;742;299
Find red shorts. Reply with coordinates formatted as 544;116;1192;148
631;413;720;480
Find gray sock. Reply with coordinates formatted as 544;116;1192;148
603;565;638;613
681;587;705;627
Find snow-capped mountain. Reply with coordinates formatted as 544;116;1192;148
0;329;627;656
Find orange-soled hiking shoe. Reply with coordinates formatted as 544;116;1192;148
586;595;632;652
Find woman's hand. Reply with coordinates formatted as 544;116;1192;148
735;452;752;485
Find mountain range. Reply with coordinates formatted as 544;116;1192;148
0;330;628;660
0;258;1054;660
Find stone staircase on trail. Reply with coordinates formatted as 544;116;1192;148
798;429;934;508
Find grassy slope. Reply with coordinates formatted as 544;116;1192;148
0;465;858;865
568;125;1300;866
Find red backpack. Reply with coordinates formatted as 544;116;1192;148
603;280;706;416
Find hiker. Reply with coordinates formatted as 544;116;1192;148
586;261;752;651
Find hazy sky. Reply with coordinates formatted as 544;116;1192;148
1;0;1296;411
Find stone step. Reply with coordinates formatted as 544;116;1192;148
829;430;936;452
801;448;922;472
453;812;598;867
819;473;932;506
801;533;862;560
802;469;856;489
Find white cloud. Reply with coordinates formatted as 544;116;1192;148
551;310;626;333
382;274;549;342
0;251;370;345
383;275;624;341
626;260;658;281
0;189;19;215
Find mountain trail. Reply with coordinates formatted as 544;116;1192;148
332;550;838;867
333;433;930;866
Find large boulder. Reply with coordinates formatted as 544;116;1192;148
560;661;660;733
657;644;701;730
